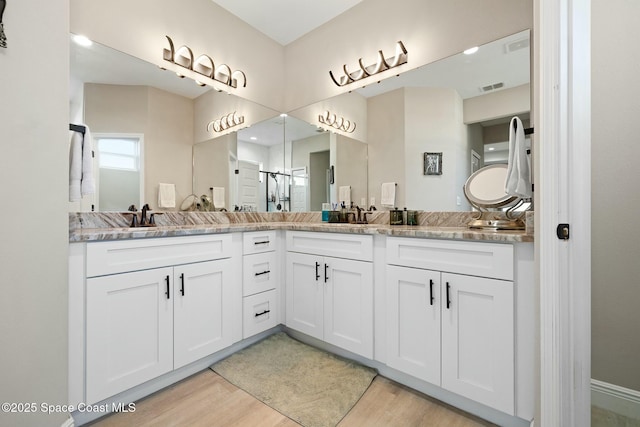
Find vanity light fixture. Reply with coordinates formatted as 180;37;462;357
318;110;356;133
207;112;245;133
464;46;479;55
162;36;247;90
329;41;408;87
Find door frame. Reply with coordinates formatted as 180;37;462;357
536;0;591;425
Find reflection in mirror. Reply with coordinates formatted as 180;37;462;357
236;115;320;212
70;34;279;212
356;30;530;212
70;34;209;212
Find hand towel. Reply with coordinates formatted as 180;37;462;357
213;187;225;209
339;186;351;206
80;126;95;196
69;131;83;202
381;182;397;207
158;183;176;208
504;117;532;198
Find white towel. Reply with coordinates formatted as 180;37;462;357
158;183;176;208
81;126;95;196
339;186;351;206
69;125;95;201
213;187;225;209
381;182;396;207
505;117;532;198
69;131;83;202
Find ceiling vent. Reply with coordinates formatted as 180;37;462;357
505;37;530;54
480;82;504;93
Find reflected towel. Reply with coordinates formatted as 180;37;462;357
505;117;532;198
381;182;396;207
339;186;351;206
69;131;83;202
213;187;225;209
81;126;95;196
158;183;176;208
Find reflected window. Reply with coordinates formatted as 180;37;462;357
97;137;140;171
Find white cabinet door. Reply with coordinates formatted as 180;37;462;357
286;252;324;340
441;273;515;415
86;267;174;404
324;257;374;358
386;265;441;385
174;259;233;369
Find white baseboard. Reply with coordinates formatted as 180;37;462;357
591;379;640;420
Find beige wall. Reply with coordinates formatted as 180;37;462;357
367;88;406;208
193;134;235;209
464;84;531;124
591;0;640;391
334;135;368;208
84;84;194;211
0;0;70;426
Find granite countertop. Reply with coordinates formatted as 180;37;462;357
69;211;534;243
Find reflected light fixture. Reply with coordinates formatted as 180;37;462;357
318;110;356;133
207;112;245;133
464;46;479;55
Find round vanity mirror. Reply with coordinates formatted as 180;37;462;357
463;164;526;230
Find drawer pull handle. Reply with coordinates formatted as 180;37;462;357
255;270;271;276
255;309;271;317
429;279;434;306
254;240;270;245
446;282;451;309
180;273;185;296
165;275;170;299
315;262;320;281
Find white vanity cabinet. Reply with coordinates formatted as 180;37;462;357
386;237;518;416
242;231;279;338
82;234;234;405
285;231;373;358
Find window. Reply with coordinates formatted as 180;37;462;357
97;137;140;171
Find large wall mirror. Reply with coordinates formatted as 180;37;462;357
70;28;530;214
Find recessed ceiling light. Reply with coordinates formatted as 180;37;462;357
72;34;93;47
463;46;479;55
488;147;495;151
250;136;257;141
280;113;288;118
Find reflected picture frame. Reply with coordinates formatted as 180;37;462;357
424;152;442;175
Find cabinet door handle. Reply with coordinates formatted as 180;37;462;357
315;262;321;281
255;270;271;276
446;282;451;309
254;240;270;245
255;309;271;317
429;279;435;306
165;275;170;299
180;273;185;296
324;263;329;283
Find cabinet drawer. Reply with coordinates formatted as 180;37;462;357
243;289;277;338
243;231;277;255
386;237;513;280
86;234;232;277
286;231;373;262
243;251;278;296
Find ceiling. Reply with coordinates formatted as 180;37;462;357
210;0;365;46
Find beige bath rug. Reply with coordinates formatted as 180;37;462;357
211;332;377;427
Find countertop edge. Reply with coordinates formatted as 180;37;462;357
69;222;534;243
